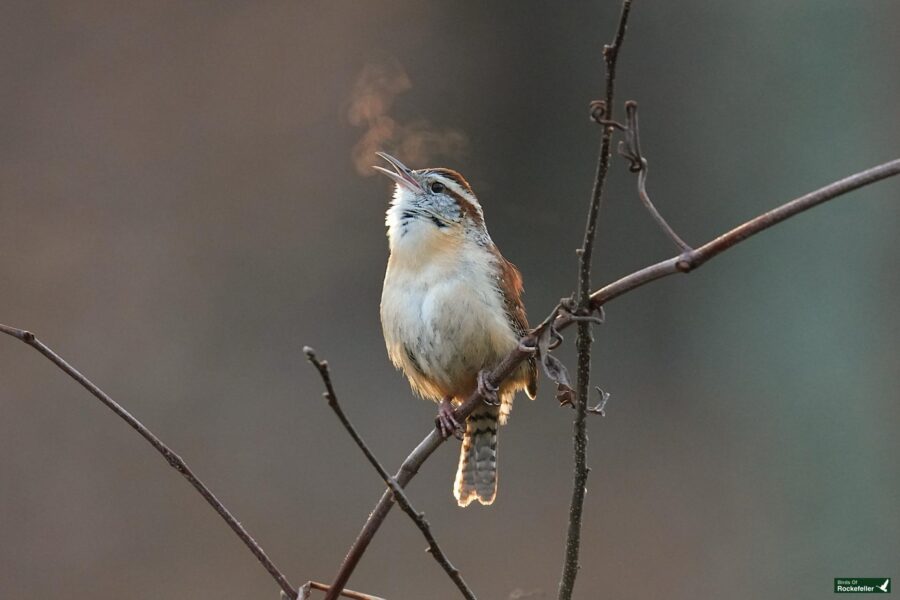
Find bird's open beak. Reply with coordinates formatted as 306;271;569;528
373;152;422;192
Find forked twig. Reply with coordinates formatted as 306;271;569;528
319;329;544;600
303;348;477;600
590;157;900;307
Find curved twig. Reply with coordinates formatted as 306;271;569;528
618;101;693;252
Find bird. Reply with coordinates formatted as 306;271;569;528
878;580;890;593
374;151;537;507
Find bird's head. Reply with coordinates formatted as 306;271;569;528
374;152;488;253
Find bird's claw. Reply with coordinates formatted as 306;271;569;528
436;399;463;440
477;370;501;406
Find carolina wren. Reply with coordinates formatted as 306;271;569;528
374;152;537;507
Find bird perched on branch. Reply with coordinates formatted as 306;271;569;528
374;152;537;507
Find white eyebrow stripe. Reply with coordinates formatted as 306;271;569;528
434;175;480;209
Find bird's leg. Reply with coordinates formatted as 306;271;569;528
477;369;501;406
435;397;463;440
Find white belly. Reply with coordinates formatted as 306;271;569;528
381;251;517;401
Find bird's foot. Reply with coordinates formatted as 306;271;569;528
477;370;501;406
435;398;463;440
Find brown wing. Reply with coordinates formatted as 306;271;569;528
496;252;538;399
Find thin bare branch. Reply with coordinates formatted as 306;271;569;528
577;0;632;304
303;348;476;600
0;324;297;598
560;1;632;599
591;157;900;307
321;154;900;596
290;581;385;600
617;100;692;252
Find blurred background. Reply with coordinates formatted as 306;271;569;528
1;1;898;599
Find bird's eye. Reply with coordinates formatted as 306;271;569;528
430;181;445;194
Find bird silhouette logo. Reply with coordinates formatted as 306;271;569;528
877;578;890;593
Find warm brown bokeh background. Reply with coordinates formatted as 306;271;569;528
2;2;898;599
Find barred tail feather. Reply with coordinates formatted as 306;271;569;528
454;404;500;507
